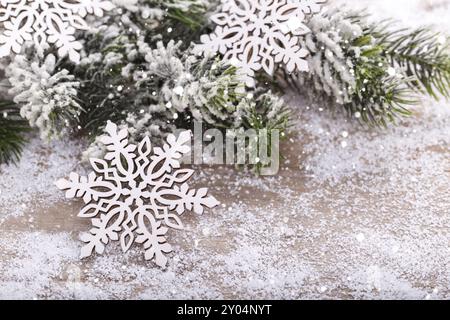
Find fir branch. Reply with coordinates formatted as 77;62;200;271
346;38;417;126
239;90;290;133
1;0;289;167
0;100;30;165
6;53;82;139
235;90;290;174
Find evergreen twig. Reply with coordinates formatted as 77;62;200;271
0;101;30;165
376;25;450;99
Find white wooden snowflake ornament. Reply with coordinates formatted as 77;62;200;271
194;0;325;86
0;0;115;63
56;122;219;267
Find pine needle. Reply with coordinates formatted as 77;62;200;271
0;101;30;165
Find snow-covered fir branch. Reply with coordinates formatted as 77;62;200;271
287;6;449;126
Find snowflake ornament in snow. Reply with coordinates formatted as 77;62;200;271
0;0;114;63
194;0;325;86
56;121;219;267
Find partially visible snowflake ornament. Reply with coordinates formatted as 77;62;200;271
194;0;325;86
0;0;115;63
56;121;219;267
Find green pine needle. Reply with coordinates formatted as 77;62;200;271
289;10;449;126
376;26;450;100
0;101;30;165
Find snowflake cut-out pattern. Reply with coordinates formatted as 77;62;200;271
0;0;114;62
194;0;324;86
56;121;219;267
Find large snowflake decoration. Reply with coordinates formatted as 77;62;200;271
0;0;114;63
56;122;219;267
194;0;325;86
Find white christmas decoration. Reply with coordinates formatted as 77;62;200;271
56;121;219;267
0;0;115;63
194;0;325;86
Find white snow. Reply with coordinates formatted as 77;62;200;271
0;0;449;300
